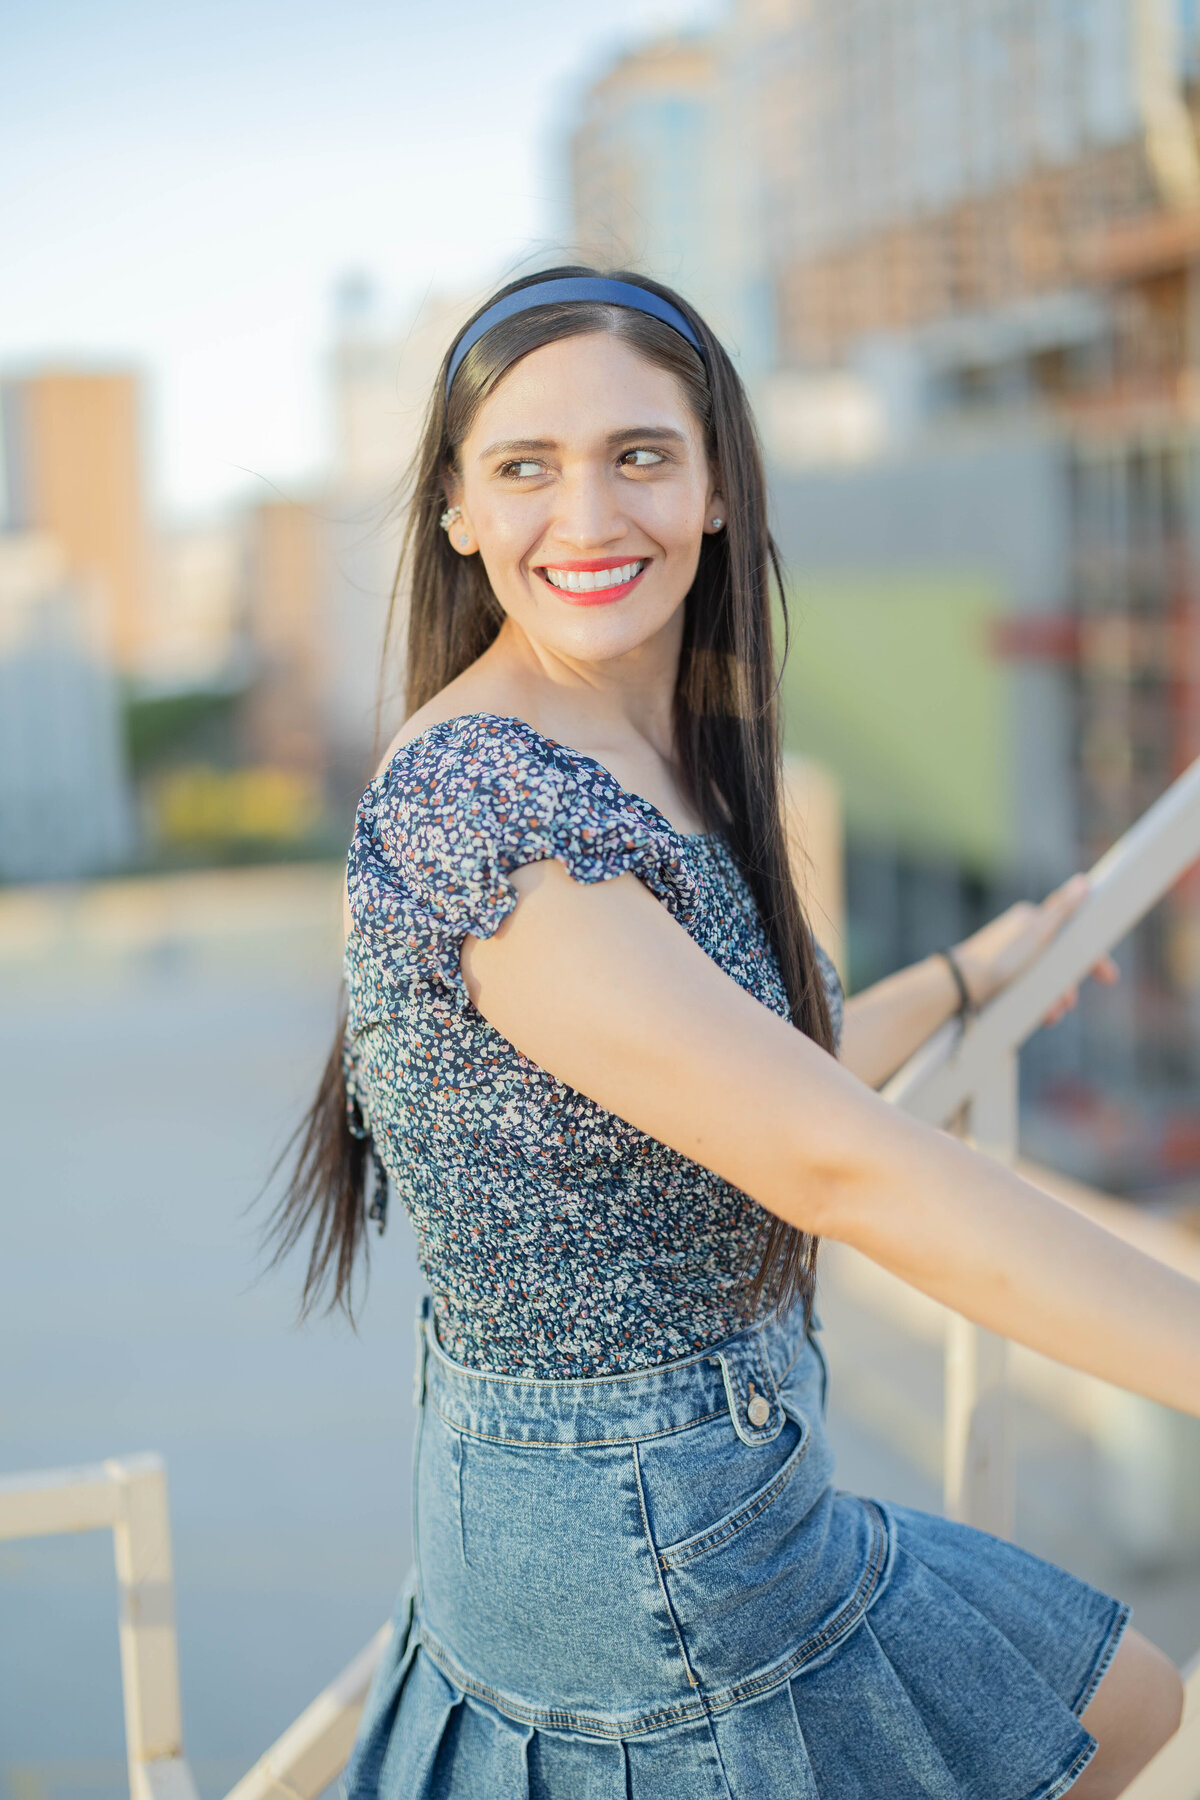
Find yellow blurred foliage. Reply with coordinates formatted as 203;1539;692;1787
152;764;322;846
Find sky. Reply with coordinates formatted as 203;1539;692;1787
1;0;721;518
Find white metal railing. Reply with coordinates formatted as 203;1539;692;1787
882;750;1200;1530
4;755;1200;1799
883;753;1200;1133
222;1626;392;1800
0;1455;198;1800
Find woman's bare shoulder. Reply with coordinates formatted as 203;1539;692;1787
371;669;527;783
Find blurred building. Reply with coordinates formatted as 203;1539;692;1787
0;534;135;881
317;279;481;804
129;496;332;866
241;497;326;779
764;1;1180;366
569;36;734;341
0;370;151;672
145;520;246;691
0;303;499;874
757;0;1200;1155
745;0;1200;856
330;275;478;493
568;1;1091;903
134;279;485;850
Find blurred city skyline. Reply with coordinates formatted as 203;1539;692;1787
0;0;722;517
4;0;1200;1184
6;7;1200;1784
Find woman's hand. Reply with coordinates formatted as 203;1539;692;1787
952;873;1120;1026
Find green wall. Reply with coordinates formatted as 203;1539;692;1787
777;572;1014;873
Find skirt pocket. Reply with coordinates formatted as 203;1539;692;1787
658;1482;892;1699
654;1403;813;1568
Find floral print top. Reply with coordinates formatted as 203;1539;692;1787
343;713;844;1379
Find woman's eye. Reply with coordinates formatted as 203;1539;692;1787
498;449;665;478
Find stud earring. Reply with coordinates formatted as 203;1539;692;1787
711;516;724;529
457;535;469;548
440;505;462;531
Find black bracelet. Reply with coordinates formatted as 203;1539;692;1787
935;947;976;1018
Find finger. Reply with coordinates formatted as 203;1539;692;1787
1038;873;1090;935
1047;872;1090;905
1093;956;1120;983
1045;987;1079;1025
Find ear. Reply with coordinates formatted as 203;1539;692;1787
441;463;462;507
703;472;727;533
436;463;477;553
446;513;477;554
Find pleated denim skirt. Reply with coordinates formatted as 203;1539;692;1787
342;1293;1129;1800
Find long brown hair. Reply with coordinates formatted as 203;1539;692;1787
264;263;835;1323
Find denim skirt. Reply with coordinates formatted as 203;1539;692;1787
342;1294;1129;1800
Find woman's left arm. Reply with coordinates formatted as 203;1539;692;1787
837;873;1121;1089
838;954;966;1088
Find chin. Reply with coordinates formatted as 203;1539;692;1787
549;611;675;664
512;587;682;658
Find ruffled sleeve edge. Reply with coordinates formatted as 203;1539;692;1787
345;715;700;1014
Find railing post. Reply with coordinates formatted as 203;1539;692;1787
943;1051;1017;1535
108;1455;198;1800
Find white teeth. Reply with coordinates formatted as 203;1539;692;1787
543;560;645;592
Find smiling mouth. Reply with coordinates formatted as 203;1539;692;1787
535;558;648;604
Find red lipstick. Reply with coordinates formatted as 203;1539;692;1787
534;555;650;607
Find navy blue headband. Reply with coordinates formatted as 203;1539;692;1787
444;277;706;404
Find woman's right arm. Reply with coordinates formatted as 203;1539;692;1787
461;856;1200;1419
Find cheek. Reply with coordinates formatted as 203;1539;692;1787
635;488;707;547
473;506;548;582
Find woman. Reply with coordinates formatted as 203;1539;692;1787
273;268;1196;1799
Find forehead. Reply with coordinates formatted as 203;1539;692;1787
464;331;699;451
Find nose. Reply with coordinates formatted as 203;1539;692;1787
549;462;631;551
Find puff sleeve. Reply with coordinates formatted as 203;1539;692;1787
346;715;700;1012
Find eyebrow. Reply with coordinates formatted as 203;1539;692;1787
478;425;690;461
